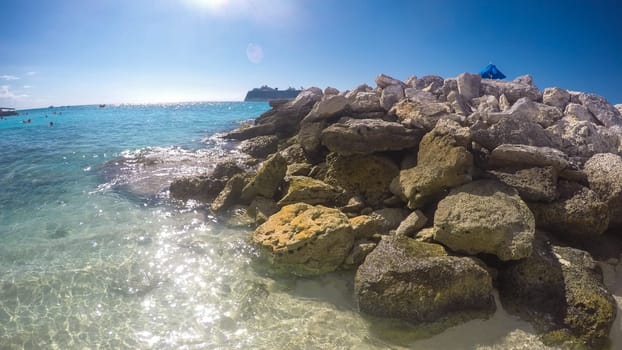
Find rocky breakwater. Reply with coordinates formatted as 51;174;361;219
170;73;622;348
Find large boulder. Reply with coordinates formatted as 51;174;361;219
564;103;598;123
485;166;558;202
252;203;354;276
415;75;445;94
542;87;571;110
528;180;609;239
277;176;342;207
390;99;452;130
488;144;570;172
393;127;473;209
303;94;349;122
355;236;495;331
395;210;428;236
380;84;405;110
456;72;481;100
584;153;622;228
240;153;287;202
320;119;424;155
499;233;617;349
487;97;563;128
433;180;535;261
297;119;327;159
480;79;541;104
577;92;622;128
324;153;399;207
238;135;279;159
349;91;384;113
375;73;404;89
471;115;554;150
547;117;620;159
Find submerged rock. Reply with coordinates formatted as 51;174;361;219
355;236;495;333
499;232;617;349
433;180;535;261
252;203;354;276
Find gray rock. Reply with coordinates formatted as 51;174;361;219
488;144;570;172
279;143;310;164
499;232;616;349
345;84;372;99
240;153;287;202
390;99;452;130
486;166;558;202
211;174;247;213
324;86;339;96
320;119;424;155
513;74;535;86
277;176;342;207
350;91;384;113
343;240;377;267
404;75;417;88
380;84;405;110
543;87;571;110
564;103;598;123
404;88;437;103
355;236;495;329
440;78;458;102
457;72;482;100
528;180;609;238
480;79;541;104
616;104;622;115
415;75;444;94
375;73;404;89
350;214;389;239
238;135;279;159
370;208;409;232
433;180;535;261
297;119;327;159
584;153;622;228
303;94;349;122
395;210;427;236
487;97;563;128
471;115;554;150
547;117;620;159
447;91;472;116
577;93;622;128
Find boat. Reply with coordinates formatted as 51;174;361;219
244;86;301;102
0;107;18;117
99;104;106;108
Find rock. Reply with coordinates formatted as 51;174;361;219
440;78;458;101
543;87;571;110
390;99;452;130
616;104;622;115
375;74;404;89
415;75;444;94
238;135;279;158
355;236;495;329
577;92;622;128
240;153;287;202
547;117;620;159
252;203;354;276
170;176;224;202
343;240;377;267
221;123;276;141
513;74;535;86
480;79;541;104
414;227;435;242
499;233;616;349
486;166;558;202
498;94;510;111
446;91;472;116
350;215;387;239
433;180;535;261
320;119;424;155
433;117;471;146
277;176;342;207
488;144;570;172
224;205;255;228
303;94;349;122
297;119;327;159
324;153;400;207
393;127;473;209
211;173;248;213
370;208;409;232
247;196;278;224
350;91;384;113
584;153;622;227
324;86;339;96
404;88;437;103
528;180;609;238
487;97;563;128
286;162;312;177
340;195;366;214
457;72;481;100
345;84;372;99
279;143;309;164
564;103;598;123
212;161;245;179
395;210;427;236
380;84;405;110
404;75;417;88
471;114;554;150
472;95;500;115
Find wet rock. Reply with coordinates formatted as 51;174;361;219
471;114;554;150
252;203;354;276
395;210;427;236
238;135;279;159
324;153;400;207
577;92;622;128
355;236;495;330
488;144;570;172
380;84;405;110
584;153;622;227
211;173;248;213
433;180;535;261
390;99;452;131
485;166;558;202
528;181;609;238
240;153;287;202
375;73;405;89
456;72;481;100
321;119;424;155
480;79;541;104
499;232;616;349
543;87;571;110
393;127;473;209
169;177;225;203
277;176;342;207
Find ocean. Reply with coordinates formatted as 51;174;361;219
0;103;619;349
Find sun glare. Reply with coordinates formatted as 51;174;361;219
186;0;229;11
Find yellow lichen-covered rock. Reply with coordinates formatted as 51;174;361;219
393;127;473;209
252;203;354;276
324;153;399;207
277;176;342;207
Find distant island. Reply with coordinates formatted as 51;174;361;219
244;85;301;102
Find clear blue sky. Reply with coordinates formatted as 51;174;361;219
1;0;621;109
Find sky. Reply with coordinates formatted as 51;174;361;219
1;0;621;109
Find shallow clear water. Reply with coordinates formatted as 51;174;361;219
0;103;620;349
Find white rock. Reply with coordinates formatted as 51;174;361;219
543;87;571;110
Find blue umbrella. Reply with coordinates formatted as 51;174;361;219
480;64;506;79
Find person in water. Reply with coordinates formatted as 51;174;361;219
49;121;54;127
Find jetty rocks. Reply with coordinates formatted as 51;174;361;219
171;72;622;348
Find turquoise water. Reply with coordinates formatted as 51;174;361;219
0;103;619;349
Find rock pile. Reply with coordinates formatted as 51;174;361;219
170;72;622;348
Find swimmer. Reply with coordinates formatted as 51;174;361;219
49;121;54;127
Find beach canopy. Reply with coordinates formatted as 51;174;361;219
480;64;506;79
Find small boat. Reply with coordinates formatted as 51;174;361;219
0;107;18;116
99;104;106;108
